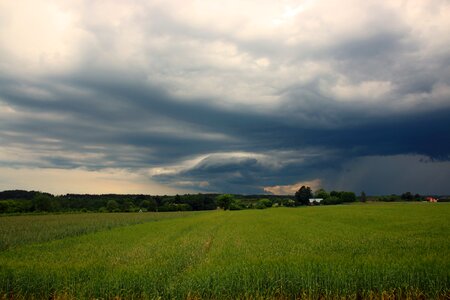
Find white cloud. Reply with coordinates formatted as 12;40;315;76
327;79;393;102
2;0;449;111
0;1;87;73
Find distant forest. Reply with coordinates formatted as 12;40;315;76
0;189;447;214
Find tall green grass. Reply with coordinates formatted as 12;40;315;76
0;211;201;251
0;203;449;299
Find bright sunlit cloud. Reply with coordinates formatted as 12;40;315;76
0;167;191;195
264;179;322;195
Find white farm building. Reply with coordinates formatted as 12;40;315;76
309;198;323;203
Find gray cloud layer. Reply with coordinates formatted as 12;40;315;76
1;0;449;194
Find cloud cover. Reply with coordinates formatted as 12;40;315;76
0;0;449;195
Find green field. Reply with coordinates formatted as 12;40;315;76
0;203;449;299
0;211;201;251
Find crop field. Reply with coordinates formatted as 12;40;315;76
0;211;201;251
0;203;449;299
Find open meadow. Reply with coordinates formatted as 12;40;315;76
0;203;449;299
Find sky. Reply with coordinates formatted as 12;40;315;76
1;0;450;195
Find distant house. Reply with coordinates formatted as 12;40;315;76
426;197;438;203
309;198;323;204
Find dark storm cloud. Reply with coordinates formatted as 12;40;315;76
154;111;450;193
2;62;450;194
2;59;450;193
1;0;450;194
154;152;337;194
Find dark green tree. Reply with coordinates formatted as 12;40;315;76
106;200;119;212
295;186;312;206
314;188;329;199
257;198;272;208
360;191;367;202
216;194;234;210
140;199;157;211
122;200;135;212
33;193;53;212
322;196;342;205
330;190;341;198
229;199;244;210
340;191;356;203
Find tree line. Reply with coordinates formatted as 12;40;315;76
0;190;291;214
0;188;445;214
0;190;217;214
215;186;359;210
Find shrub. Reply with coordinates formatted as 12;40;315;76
340;192;356;203
258;198;272;208
229;200;244;210
255;202;266;209
322;196;342;205
283;199;296;207
159;203;192;212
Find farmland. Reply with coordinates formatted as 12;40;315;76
0;203;449;299
0;211;201;251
